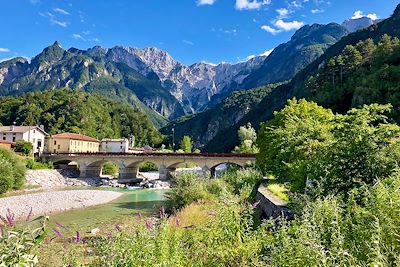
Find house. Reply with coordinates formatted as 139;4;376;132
100;138;129;153
46;133;100;153
0;125;48;154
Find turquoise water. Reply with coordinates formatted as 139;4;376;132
47;189;168;232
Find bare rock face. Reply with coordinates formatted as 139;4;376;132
102;46;267;112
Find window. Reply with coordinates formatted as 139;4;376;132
13;133;16;136
33;138;35;143
12;137;16;142
58;145;60;149
33;130;36;133
54;140;57;145
2;137;5;140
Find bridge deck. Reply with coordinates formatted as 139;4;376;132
42;152;256;158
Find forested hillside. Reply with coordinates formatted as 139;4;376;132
200;4;400;152
161;83;282;148
0;89;164;146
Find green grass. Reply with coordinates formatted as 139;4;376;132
266;183;289;202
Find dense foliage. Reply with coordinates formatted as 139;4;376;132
0;89;164;146
15;140;33;156
257;99;400;195
180;136;192;153
0;148;26;194
163;83;282;149
233;123;259;154
308;35;400;120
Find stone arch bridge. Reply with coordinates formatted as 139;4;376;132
41;152;256;183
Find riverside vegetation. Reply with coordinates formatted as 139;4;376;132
2;100;400;266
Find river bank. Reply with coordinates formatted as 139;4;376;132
0;190;122;220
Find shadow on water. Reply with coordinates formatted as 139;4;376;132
47;189;169;232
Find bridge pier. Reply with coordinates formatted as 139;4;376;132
159;165;175;181
118;166;140;184
80;166;102;178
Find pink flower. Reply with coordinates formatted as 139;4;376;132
252;200;261;209
175;217;181;227
75;231;81;243
5;209;15;227
159;206;165;218
115;224;122;232
53;228;63;238
145;219;153;230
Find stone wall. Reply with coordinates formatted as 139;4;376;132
255;189;292;220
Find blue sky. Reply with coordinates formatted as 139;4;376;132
0;0;398;65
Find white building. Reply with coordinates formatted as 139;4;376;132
100;138;129;153
0;125;48;154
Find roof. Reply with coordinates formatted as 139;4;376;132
50;133;99;142
101;138;129;142
0;126;48;136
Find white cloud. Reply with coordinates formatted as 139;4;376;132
311;9;324;14
0;48;10;53
53;8;70;15
276;8;289;19
72;34;85;41
39;11;68;27
352;10;379;20
274;19;304;31
261;25;281;35
53;20;68;27
235;0;271;10
197;0;216;5
182;40;194;45
201;60;217;66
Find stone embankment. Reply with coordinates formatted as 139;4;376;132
0;190;122;220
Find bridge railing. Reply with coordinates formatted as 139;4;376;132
41;152;257;158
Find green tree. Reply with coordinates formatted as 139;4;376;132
234;123;259;154
14;140;33;156
180;136;193;153
257;99;400;195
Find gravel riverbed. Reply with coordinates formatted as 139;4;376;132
0;190;123;220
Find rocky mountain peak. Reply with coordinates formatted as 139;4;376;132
342;17;377;32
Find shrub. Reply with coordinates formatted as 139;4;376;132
25;159;53;170
14;140;33;156
102;162;119;177
0;148;26;193
0;157;14;194
139;162;158;172
222;168;262;200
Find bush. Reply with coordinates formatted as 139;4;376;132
222;168;262;201
139;162;158;172
264;172;400;266
25;159;53;170
0;148;26;193
102;162;119;177
14;140;33;156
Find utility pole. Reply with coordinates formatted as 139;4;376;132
172;128;175;152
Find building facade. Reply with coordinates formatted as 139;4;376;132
46;133;100;153
100;138;129;153
0;126;48;154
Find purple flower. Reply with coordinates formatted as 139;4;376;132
6;209;15;227
75;231;81;244
53;228;63;238
252;200;261;209
115;224;122;232
26;207;33;222
175;217;181;227
137;213;142;219
145;219;153;230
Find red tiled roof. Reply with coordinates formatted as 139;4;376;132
50;133;99;142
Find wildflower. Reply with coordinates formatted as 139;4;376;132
75;231;81;244
175;217;181;227
252;200;261;209
145;219;153;230
26;207;33;222
115;224;122;232
53;228;63;238
5;209;15;227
